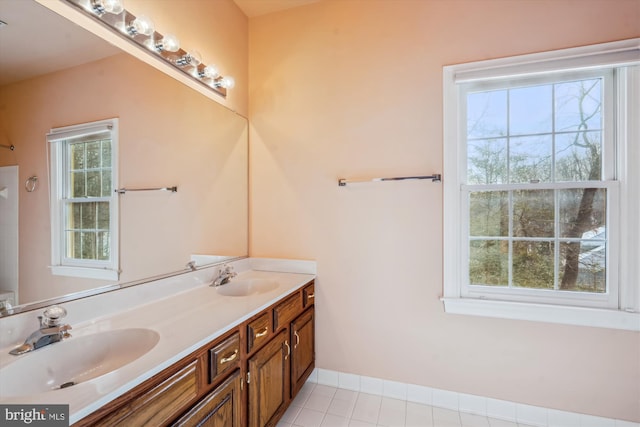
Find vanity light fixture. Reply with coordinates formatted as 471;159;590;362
66;0;234;98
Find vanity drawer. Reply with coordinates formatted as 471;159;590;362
247;311;271;353
97;360;199;426
273;292;301;331
302;282;315;308
209;332;240;383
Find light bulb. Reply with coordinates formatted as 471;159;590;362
218;76;235;90
176;50;201;67
127;15;154;36
154;34;180;53
91;0;124;15
199;65;219;80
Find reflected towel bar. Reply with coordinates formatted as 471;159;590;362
1;143;15;151
115;186;178;194
338;174;441;186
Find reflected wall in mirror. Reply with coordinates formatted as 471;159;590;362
0;0;248;314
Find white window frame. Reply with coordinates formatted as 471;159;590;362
48;118;119;281
443;39;640;331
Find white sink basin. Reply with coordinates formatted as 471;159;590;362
216;278;279;297
0;328;159;398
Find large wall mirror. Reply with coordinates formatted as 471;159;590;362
0;0;248;316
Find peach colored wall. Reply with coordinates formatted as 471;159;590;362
0;53;247;304
124;0;249;116
249;0;640;422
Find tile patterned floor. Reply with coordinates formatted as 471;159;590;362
277;382;539;427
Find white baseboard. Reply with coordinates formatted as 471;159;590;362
306;368;639;427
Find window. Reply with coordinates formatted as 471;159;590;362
443;40;640;330
48;119;119;280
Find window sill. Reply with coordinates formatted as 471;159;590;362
50;265;119;281
441;297;640;331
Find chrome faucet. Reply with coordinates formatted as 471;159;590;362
211;264;237;287
9;306;72;356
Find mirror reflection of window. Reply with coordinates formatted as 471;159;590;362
47;118;119;281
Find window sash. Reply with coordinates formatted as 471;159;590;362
459;181;619;309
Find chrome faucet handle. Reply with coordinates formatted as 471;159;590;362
42;306;67;327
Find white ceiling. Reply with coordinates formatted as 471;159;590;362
0;0;119;86
233;0;320;17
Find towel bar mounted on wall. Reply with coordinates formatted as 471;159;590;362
338;174;441;187
115;186;178;194
0;144;14;151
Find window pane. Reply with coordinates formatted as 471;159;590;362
469;191;508;236
71;171;86;197
512;241;554;289
467;138;507;184
102;140;112;168
81;232;96;259
469;240;508;286
97;202;110;230
86;141;101;169
70;203;81;229
66;231;82;259
555;131;602;181
559;188;606;238
559;242;605;293
467;90;507;139
97;231;110;260
101;170;112;197
554;79;602;133
513;190;554;237
509;85;552;136
70;143;85;170
80;202;96;229
86;171;101;197
509;135;552;183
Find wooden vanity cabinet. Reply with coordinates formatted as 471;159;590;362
246;281;316;427
76;280;315;427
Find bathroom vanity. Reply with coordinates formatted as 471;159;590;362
0;259;316;427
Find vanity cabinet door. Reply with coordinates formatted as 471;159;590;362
92;360;199;427
173;370;242;427
248;329;290;427
290;307;314;397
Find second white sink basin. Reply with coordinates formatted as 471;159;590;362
216;278;279;297
0;328;159;398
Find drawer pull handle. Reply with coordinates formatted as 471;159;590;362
220;349;238;364
284;340;290;360
255;327;268;338
307;293;315;300
294;331;300;349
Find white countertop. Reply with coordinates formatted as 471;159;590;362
0;258;316;424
